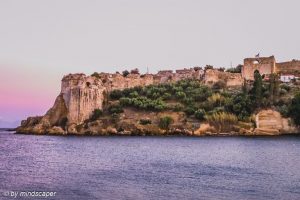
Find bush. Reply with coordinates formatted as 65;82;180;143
139;119;152;125
226;65;242;73
90;109;103;121
162;93;172;100
288;93;300;126
108;104;123;114
159;116;173;130
280;84;291;92
277;105;289;117
120;96;166;111
225;93;253;121
212;80;226;90
91;72;100;78
175;91;186;99
205;112;238;132
110;90;124;99
195;109;205;120
185;106;196;116
122;70;130;77
172;103;184;111
279;88;287;96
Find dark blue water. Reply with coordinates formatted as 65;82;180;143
1;130;300;200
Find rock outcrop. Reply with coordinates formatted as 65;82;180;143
254;109;298;135
18;68;299;136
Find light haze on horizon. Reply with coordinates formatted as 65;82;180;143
0;0;300;125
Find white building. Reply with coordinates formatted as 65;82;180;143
280;74;295;83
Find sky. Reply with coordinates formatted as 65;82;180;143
0;0;300;127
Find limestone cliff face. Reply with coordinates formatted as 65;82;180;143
254;109;298;135
16;69;247;135
61;74;105;124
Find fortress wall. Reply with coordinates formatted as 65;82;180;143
276;60;300;75
204;69;243;87
242;56;276;80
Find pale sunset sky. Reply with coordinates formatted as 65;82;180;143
0;0;299;127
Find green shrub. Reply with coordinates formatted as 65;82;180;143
122;70;130;77
280;84;291;92
212;80;226;90
110;90;124;99
119;96;166;111
90;109;103;121
172;103;184;111
91;72;100;78
288;93;300;126
185;106;196;116
139;119;152;125
175;91;186;99
108;104;123;114
162;93;172;100
195;109;206;120
159;116;173;130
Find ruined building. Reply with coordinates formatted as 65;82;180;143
242;56;300;81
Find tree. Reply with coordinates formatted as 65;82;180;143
252;70;263;107
130;68;140;74
204;65;214;70
195;109;206;120
288;93;300;126
159;116;173;131
226;64;242;73
90;109;103;121
122;70;130;77
269;73;280;104
91;72;100;78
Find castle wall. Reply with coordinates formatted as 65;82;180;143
204;69;243;87
242;56;276;80
276;60;300;75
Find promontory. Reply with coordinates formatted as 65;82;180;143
16;55;300;136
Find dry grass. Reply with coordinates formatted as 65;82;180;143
205;112;238;132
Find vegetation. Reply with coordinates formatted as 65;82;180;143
205;112;238;132
122;70;130;77
139;119;152;125
289;93;300;126
104;70;300;129
194;109;206;120
159;116;173;131
251;70;263;107
226;64;242;73
91;72;100;78
90;109;103;121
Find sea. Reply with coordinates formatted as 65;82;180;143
1;129;300;200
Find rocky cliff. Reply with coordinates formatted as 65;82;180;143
254;109;298;135
16;69;299;136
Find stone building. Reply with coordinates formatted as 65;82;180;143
242;56;276;80
242;56;300;81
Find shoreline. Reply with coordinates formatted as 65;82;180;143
13;131;300;137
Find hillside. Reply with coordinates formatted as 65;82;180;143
16;72;300;136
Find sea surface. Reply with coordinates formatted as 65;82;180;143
0;130;300;200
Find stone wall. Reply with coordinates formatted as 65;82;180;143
242;56;276;80
276;60;300;75
242;56;300;80
204;69;243;87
